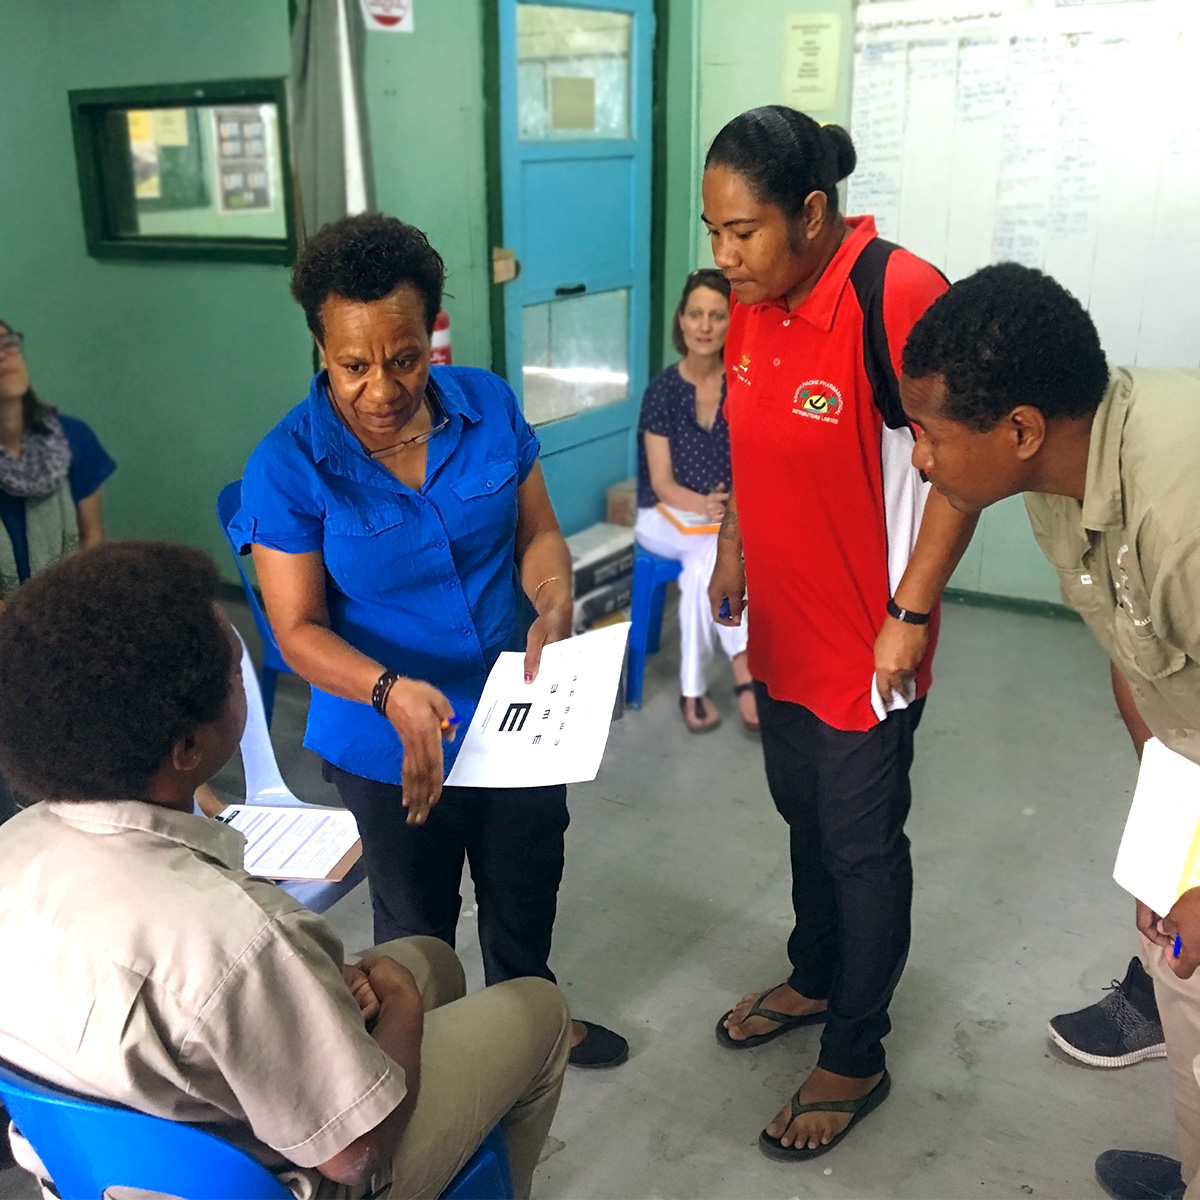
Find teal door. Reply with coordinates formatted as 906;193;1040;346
495;0;655;535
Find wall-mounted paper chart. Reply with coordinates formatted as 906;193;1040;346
848;0;1200;368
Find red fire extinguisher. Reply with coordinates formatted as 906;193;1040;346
430;310;452;365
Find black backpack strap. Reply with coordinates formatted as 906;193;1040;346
847;237;924;431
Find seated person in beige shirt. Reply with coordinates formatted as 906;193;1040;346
900;263;1200;1200
0;541;570;1200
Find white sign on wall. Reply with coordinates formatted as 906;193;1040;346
360;0;413;32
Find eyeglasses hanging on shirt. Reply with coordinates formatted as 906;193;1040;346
325;381;450;461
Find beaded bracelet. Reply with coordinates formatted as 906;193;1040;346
371;669;401;716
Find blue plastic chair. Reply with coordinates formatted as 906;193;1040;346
625;546;683;709
0;1056;291;1199
216;480;294;727
0;1057;514;1200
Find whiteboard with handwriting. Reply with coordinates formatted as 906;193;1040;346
848;0;1200;367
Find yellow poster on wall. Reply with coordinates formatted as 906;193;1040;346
152;109;190;147
782;13;841;113
126;110;161;200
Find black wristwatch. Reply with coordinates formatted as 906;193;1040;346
886;597;931;626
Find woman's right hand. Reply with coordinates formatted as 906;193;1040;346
708;543;746;626
384;678;457;826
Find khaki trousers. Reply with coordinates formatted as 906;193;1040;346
1143;935;1200;1196
365;937;571;1200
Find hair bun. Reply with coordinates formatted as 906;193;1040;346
821;124;857;183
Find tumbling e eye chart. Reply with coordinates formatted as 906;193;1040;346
445;623;630;789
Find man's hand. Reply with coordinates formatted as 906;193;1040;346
343;963;381;1023
356;954;422;1011
524;578;573;684
1136;898;1174;951
709;544;746;626
1161;888;1200;978
384;679;456;826
873;616;928;705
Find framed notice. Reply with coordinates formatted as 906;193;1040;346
212;105;274;214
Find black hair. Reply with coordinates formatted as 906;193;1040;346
0;318;56;434
672;269;731;356
902;263;1110;431
290;213;446;341
0;542;236;801
705;106;857;221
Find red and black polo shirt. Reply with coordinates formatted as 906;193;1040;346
724;215;948;731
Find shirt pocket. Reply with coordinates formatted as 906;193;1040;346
448;456;519;556
322;504;414;598
1112;606;1189;681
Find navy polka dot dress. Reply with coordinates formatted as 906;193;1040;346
636;364;731;508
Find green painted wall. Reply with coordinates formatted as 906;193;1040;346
0;0;310;578
362;0;493;371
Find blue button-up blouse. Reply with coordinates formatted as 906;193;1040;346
230;366;540;785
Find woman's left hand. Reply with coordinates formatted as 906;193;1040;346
873;616;928;706
524;579;573;683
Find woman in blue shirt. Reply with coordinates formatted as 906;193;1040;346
635;271;758;733
0;320;115;602
233;214;626;1069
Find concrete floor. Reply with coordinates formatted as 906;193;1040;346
0;598;1178;1199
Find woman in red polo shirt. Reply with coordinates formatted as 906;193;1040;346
703;107;977;1160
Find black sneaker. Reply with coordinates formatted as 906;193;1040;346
1048;957;1166;1067
1096;1150;1185;1199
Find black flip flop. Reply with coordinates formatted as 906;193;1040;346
758;1070;891;1161
714;983;829;1049
680;693;720;733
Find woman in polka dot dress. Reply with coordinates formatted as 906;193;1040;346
635;269;758;733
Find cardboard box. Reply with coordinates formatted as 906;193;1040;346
567;522;635;597
606;477;637;527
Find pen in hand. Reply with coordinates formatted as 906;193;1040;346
719;597;731;620
440;716;460;737
1175;933;1183;959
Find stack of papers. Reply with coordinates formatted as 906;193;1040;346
657;503;720;535
219;804;362;882
1113;738;1200;916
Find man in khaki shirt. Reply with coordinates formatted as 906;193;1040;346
900;261;1200;1200
0;542;570;1200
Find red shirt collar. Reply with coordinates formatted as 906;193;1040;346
751;215;878;333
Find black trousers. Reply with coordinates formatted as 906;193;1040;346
756;682;925;1079
324;763;570;987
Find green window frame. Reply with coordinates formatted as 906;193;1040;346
68;78;298;265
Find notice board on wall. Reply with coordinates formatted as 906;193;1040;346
847;0;1200;367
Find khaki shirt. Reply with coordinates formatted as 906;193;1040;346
0;801;406;1199
1025;367;1200;765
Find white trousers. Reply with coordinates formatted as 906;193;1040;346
634;506;748;698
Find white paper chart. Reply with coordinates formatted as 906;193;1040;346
848;0;1200;367
445;623;630;789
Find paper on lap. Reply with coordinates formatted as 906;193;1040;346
219;805;362;881
446;623;630;789
1114;738;1200;917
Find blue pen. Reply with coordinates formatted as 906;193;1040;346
1175;933;1183;959
719;597;731;620
440;716;461;734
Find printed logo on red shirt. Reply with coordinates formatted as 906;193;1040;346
731;353;753;387
793;380;843;424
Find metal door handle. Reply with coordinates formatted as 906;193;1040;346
555;284;587;296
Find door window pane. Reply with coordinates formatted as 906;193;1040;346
517;5;632;140
522;289;629;425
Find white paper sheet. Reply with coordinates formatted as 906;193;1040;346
446;623;630;789
1113;738;1200;917
220;804;361;881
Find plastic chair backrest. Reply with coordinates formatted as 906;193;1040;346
0;1058;291;1200
216;481;285;667
236;632;297;805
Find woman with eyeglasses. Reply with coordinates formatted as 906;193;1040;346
0;318;116;823
0;321;114;605
231;213;628;1070
634;269;758;733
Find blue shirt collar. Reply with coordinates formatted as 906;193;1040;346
306;367;484;471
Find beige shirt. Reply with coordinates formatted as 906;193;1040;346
0;800;406;1199
1025;367;1200;765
